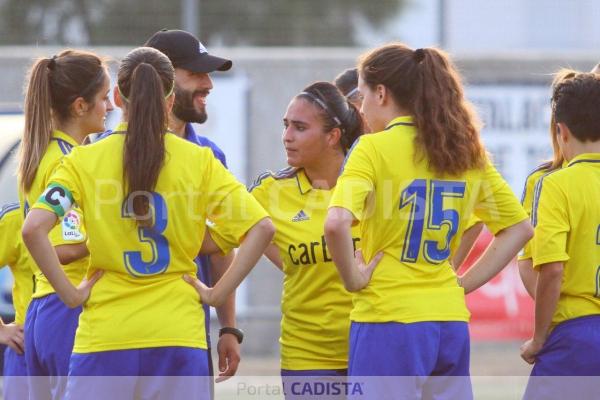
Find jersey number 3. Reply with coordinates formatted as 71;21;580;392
399;179;466;264
122;192;170;277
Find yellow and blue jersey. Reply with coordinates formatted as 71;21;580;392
250;167;359;370
329;116;528;323
19;130;87;298
33;125;268;353
531;153;600;326
0;203;34;325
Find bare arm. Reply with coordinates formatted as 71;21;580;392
264;243;283;271
452;222;484;270
22;209;102;308
324;207;382;292
459;219;533;294
184;217;275;307
518;258;538;299
55;243;89;265
520;262;563;364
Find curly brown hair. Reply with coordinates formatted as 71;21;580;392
358;43;486;176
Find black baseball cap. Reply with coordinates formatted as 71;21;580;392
145;29;232;73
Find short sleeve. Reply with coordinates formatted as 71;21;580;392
474;161;528;234
531;177;569;268
205;156;269;253
32;150;83;219
329;137;375;222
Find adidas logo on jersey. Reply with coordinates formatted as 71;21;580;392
292;210;309;222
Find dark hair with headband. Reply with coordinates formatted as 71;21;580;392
359;43;486;175
334;68;359;99
117;46;175;227
19;49;108;192
296;81;364;153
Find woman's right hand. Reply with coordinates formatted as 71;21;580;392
68;270;104;308
183;274;217;306
0;323;25;355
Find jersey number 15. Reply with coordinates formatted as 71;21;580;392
399;179;466;264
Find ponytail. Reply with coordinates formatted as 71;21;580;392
118;47;174;227
412;48;486;175
19;50;107;193
359;43;486;176
19;58;54;192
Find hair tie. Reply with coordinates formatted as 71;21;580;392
414;48;425;63
48;55;58;70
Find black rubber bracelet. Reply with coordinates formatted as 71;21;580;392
219;327;244;344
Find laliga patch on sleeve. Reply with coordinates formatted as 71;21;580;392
62;210;84;242
38;183;74;217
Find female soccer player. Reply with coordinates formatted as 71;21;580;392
22;46;273;400
521;73;600;399
518;70;572;298
324;44;532;399
249;82;363;391
18;49;112;400
0;202;34;400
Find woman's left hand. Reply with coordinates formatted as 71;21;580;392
183;274;216;306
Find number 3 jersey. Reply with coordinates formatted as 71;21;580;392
329;116;528;324
33;129;268;353
250;167;360;370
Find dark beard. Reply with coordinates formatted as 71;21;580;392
172;85;208;124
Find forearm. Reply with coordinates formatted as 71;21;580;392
210;218;274;306
210;252;237;327
23;231;79;306
460;220;533;294
518;259;538;299
533;263;563;343
324;217;361;292
55;242;89;265
452;222;483;270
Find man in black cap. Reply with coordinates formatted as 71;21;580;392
145;29;242;388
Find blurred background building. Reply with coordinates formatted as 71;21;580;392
0;0;598;392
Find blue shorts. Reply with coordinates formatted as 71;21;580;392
524;315;600;400
65;347;210;400
25;293;82;400
281;369;347;400
3;346;28;400
348;321;472;400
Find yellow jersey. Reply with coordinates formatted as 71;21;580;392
33;128;268;353
250;167;359;370
531;153;600;326
19;130;87;298
0;203;34;325
329;116;528;323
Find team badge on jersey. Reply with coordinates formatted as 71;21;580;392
39;183;74;217
62;210;84;241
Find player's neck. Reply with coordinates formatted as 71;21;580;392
303;152;345;190
54;120;87;144
169;114;186;138
567;140;600;160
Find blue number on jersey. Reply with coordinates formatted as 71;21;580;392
399;179;466;264
122;192;170;277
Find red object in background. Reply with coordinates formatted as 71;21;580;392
458;229;534;340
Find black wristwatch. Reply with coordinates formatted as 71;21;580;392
219;327;244;344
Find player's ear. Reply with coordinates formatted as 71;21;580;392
556;122;571;144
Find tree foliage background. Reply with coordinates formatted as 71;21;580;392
0;0;405;46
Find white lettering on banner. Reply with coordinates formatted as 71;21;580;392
467;85;553;193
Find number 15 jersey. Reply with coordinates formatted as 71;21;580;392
329;116;527;323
